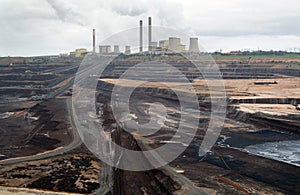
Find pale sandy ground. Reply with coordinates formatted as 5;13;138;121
102;77;300;99
0;186;81;195
99;78;196;90
223;77;300;99
223;77;300;116
101;77;300;117
99;78;221;95
237;103;300;116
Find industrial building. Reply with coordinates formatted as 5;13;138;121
178;44;186;52
159;40;169;50
90;17;199;55
168;37;181;51
188;37;200;53
113;45;120;54
69;48;87;58
99;45;111;54
125;46;131;54
157;38;186;52
59;53;69;57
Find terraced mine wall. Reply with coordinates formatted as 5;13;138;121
99;96;182;195
111;126;181;195
97;76;300;194
100;55;300;81
0;57;80;100
95;55;300;194
227;105;300;134
230;98;300;104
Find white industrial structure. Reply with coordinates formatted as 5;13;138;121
167;37;185;52
113;45;120;53
99;45;111;54
168;37;180;51
125;46;131;54
188;37;200;53
159;40;169;50
92;17;200;55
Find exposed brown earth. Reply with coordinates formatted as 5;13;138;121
0;98;72;160
0;153;100;194
0;55;300;194
96;72;300;194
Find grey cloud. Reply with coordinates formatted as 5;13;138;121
104;0;185;27
155;1;184;28
184;0;300;37
1;0;300;56
106;0;148;16
46;0;87;26
112;5;147;16
114;8;145;17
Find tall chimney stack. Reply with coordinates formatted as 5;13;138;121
92;29;95;53
139;20;143;53
148;17;152;52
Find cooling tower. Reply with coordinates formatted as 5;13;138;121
92;29;95;53
188;37;200;53
148;17;152;52
114;45;120;53
99;45;111;54
139;20;143;53
125;46;131;54
168;37;180;52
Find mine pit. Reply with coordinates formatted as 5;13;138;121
0;55;300;194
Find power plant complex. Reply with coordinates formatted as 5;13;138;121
95;17;200;55
68;17;199;57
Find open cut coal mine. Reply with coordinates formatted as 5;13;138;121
0;54;300;194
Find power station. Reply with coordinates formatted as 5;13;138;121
94;17;200;55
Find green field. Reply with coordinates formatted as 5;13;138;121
211;53;300;60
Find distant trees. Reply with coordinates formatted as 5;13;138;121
219;50;299;56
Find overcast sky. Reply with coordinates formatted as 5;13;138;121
1;0;300;56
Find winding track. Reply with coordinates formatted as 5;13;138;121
0;97;82;166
